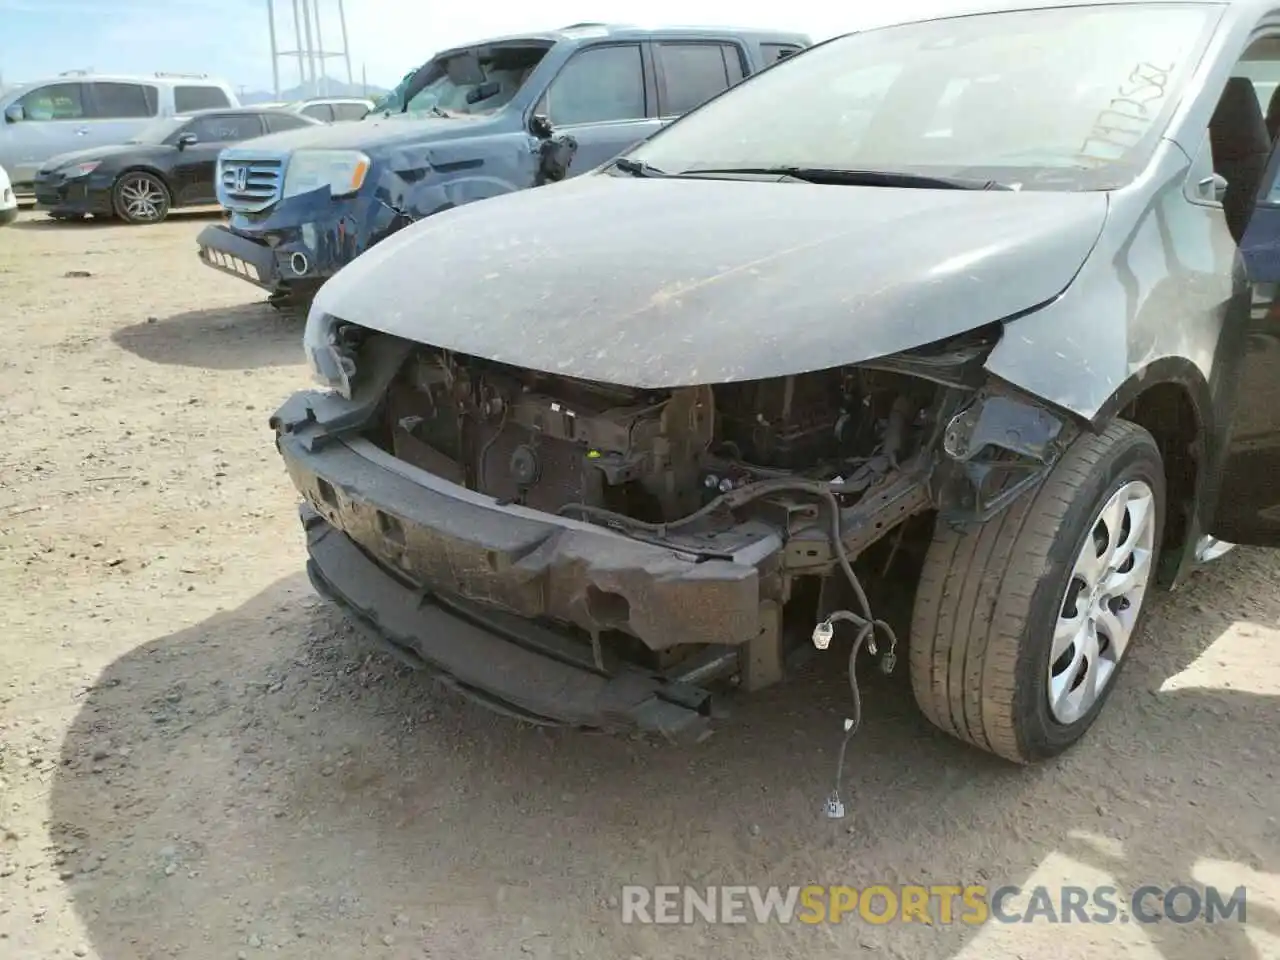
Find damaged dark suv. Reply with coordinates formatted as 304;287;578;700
197;23;808;309
274;0;1280;763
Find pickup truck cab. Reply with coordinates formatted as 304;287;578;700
196;23;809;308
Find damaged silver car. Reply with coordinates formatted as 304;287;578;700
273;0;1280;764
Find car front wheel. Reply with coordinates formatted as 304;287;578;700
910;419;1164;763
112;172;170;224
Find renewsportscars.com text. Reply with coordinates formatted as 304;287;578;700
620;884;1247;925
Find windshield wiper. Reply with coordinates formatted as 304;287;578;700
676;166;1014;190
613;157;668;178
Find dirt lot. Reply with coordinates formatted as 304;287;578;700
0;208;1277;960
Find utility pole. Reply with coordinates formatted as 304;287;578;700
290;0;306;89
337;0;353;85
266;0;280;99
300;0;318;94
269;0;352;98
312;0;327;96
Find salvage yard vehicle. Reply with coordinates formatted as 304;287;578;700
0;71;239;194
33;107;321;224
0;164;16;226
288;96;375;122
273;0;1280;764
196;23;809;310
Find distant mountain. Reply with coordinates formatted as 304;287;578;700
239;76;388;104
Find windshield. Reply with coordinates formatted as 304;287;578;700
391;44;548;116
127;117;186;144
625;3;1218;191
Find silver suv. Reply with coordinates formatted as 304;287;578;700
0;71;240;192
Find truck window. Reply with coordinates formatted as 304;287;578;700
14;82;87;120
406;44;548;116
761;43;803;65
656;42;745;116
300;103;334;122
174;85;231;112
90;82;158;119
542;44;646;125
186;114;263;142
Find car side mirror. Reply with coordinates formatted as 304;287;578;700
529;113;554;140
177;133;198;150
4;104;24;124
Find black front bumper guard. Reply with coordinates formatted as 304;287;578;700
302;503;718;739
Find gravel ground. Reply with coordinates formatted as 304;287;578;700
0;209;1277;960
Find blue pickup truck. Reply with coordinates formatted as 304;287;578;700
196;23;809;309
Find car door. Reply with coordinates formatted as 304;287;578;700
83;81;160;150
0;81;93;186
535;42;661;176
652;40;747;121
170;113;265;204
1211;126;1280;544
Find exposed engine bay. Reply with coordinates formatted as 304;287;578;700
280;316;1072;785
378;346;941;529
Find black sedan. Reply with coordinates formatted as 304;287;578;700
33;107;322;224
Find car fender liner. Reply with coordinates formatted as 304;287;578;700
933;382;1080;523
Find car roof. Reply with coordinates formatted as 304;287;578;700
294;96;373;104
8;72;233;89
435;22;811;56
172;106;324;121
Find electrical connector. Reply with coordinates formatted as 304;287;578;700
824;793;846;819
881;651;897;675
812;619;834;650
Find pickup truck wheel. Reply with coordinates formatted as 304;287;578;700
909;420;1164;763
112;172;170;224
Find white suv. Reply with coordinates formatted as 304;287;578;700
0;72;240;193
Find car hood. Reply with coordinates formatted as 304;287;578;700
235;112;503;153
41;143;168;171
313;175;1110;388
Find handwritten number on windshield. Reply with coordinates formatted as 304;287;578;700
1077;62;1174;167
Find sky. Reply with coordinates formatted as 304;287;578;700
0;0;970;93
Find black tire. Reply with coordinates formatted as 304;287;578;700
909;419;1165;764
267;285;316;315
112;171;170;224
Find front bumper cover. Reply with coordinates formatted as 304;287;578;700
197;224;281;291
32;172;112;216
276;423;766;654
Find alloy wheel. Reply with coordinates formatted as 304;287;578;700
119;176;166;222
1048;480;1156;725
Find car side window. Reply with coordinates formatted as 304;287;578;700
541;44;646;126
657;42;745;116
14;82;87;121
187;114;264;142
301;103;334;122
264;113;313;132
333;102;368;121
174;85;231;113
761;43;802;65
90;82;158;119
